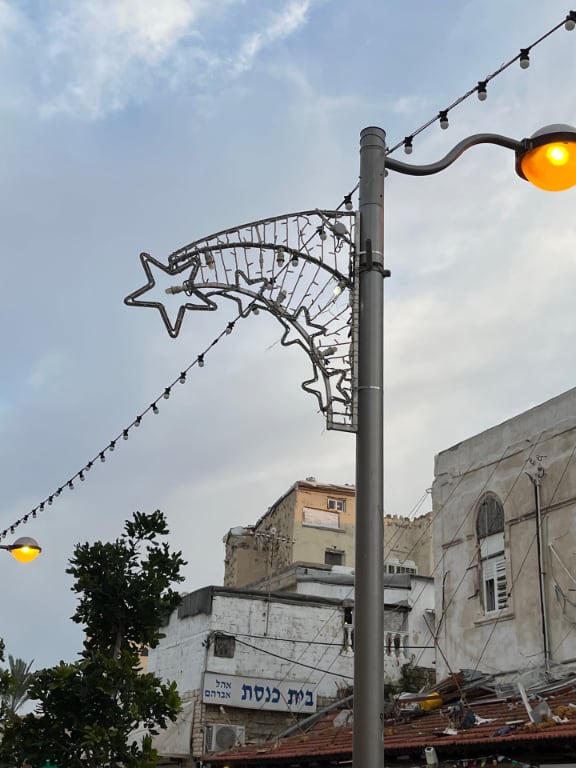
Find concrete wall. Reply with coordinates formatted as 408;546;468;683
432;387;576;678
148;582;433;760
292;484;356;567
384;512;433;577
148;588;355;760
223;480;434;586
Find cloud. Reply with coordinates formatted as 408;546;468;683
40;0;211;118
231;0;315;74
0;0;318;119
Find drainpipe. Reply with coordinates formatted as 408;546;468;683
530;466;551;675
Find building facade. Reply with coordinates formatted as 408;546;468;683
146;569;435;765
223;478;432;586
432;387;576;679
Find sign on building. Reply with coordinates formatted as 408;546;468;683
202;671;317;713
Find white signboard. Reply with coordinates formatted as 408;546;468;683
202;671;317;713
302;506;339;529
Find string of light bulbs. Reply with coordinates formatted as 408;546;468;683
0;313;246;542
337;9;576;208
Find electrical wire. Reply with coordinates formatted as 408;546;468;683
232;636;353;680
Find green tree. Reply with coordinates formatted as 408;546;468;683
0;640;12;729
1;654;34;717
0;510;186;768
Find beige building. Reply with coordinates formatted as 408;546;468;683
432;386;576;679
223;479;433;587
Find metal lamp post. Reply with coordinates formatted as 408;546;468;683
125;123;576;768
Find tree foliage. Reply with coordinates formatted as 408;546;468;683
1;654;34;717
0;640;11;728
0;510;186;768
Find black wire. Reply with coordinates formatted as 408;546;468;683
232;636;353;680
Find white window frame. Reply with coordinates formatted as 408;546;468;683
481;554;507;613
327;497;346;513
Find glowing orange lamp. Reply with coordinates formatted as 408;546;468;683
516;124;576;191
0;536;42;563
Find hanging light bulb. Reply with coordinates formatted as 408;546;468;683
403;137;413;154
135;416;142;427
276;247;285;266
163;388;171;400
198;355;205;368
123;430;129;441
333;280;348;297
566;11;576;30
100;452;106;463
68;480;74;490
477;81;487;101
226;323;234;335
519;49;530;68
439;110;449;130
48;496;53;504
252;306;260;315
343;194;353;211
152;403;159;414
317;227;327;241
291;254;299;266
109;441;116;452
79;471;85;481
179;372;186;384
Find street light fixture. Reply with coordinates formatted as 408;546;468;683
125;121;576;768
0;536;42;563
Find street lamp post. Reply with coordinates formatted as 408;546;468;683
0;536;42;563
125;122;576;768
353;121;576;768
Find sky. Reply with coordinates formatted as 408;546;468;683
1;0;576;670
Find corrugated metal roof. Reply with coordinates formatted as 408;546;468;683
205;679;576;765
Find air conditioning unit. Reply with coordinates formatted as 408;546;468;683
205;724;246;753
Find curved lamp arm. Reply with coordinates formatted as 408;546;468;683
385;133;524;177
385;124;576;191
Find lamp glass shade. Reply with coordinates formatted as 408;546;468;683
10;537;41;563
520;140;576;191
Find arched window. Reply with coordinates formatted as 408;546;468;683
476;494;508;614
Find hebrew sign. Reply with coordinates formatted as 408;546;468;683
202;671;317;713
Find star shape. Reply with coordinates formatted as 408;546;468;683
124;252;217;338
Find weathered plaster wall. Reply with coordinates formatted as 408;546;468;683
432;387;576;678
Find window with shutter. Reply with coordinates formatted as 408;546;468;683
477;494;508;615
482;555;508;613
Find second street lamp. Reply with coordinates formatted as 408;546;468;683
125;121;576;768
0;537;42;563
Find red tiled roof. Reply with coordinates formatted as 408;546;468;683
206;682;576;765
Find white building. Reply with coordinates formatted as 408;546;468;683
432;386;576;680
147;568;435;765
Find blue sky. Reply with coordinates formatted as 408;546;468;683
1;0;576;670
